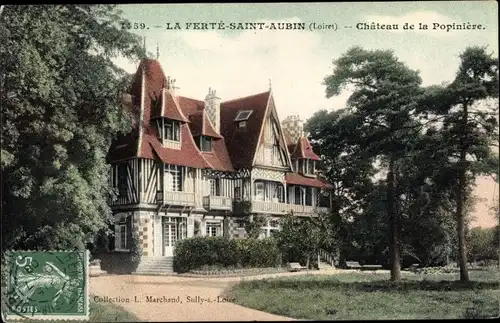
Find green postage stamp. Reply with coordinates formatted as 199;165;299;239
2;250;89;321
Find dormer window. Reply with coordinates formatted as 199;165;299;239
298;159;315;175
157;118;181;144
234;110;253;121
164;119;180;142
197;136;212;152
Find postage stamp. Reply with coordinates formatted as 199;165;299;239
2;250;89;321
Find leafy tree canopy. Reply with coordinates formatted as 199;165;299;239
1;5;145;250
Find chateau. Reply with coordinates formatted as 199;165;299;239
106;58;332;268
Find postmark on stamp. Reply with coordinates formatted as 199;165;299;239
2;250;89;321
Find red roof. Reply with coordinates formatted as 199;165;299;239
107;59;329;187
188;110;222;139
151;89;189;122
107;59;211;169
220;92;270;169
291;137;321;160
285;172;332;189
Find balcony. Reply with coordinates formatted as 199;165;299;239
250;200;330;215
202;195;232;211
156;190;195;206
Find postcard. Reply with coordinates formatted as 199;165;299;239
1;2;498;322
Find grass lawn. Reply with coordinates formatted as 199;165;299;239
8;298;139;322
225;269;500;320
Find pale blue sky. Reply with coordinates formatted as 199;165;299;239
114;1;498;121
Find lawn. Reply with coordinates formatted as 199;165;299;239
6;298;139;322
225;269;500;320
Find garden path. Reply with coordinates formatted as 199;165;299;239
89;268;350;321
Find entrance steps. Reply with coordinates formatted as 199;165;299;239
318;261;335;270
132;257;175;275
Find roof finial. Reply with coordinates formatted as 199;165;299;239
268;78;272;91
156;42;160;60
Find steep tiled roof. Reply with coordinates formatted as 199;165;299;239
291;137;321;160
107;59;208;169
179;96;232;171
285;172;332;189
151;89;189;122
188;110;222;139
220;91;270;169
107;59;329;187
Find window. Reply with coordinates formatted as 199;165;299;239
295;187;305;205
117;163;127;196
114;214;128;251
234;110;253;121
305;187;313;206
234;186;241;199
206;222;222;237
165;164;184;192
255;182;265;201
199;136;212;152
307;159;315;174
164;119;180;142
209;179;219;196
274;185;285;203
299;159;305;173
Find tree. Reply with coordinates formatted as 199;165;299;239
275;214;323;268
426;47;499;281
322;47;423;281
1;5;145;250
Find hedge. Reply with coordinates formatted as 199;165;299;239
173;236;281;273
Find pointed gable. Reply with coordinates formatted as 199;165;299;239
188;110;222;139
179;96;233;172
291;137;321;161
151;89;189;122
220;91;271;169
254;111;291;167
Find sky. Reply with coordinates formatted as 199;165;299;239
114;1;498;122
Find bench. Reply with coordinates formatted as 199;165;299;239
360;265;383;271
345;261;362;270
288;262;307;272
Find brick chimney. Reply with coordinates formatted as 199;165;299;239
204;87;221;133
281;114;304;143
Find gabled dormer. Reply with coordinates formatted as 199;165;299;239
281;115;321;177
188;106;222;153
151;85;189;150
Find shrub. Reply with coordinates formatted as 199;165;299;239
173;236;280;273
129;230;142;270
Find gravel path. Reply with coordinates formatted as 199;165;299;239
90;268;343;321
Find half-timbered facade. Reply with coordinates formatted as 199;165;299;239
106;58;332;261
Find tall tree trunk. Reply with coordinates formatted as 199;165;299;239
456;102;470;282
387;155;401;281
456;151;470;281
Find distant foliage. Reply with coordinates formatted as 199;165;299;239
467;227;498;262
173;236;280;273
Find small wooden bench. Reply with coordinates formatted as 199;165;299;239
360;265;383;271
345;261;362;270
288;262;307;272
